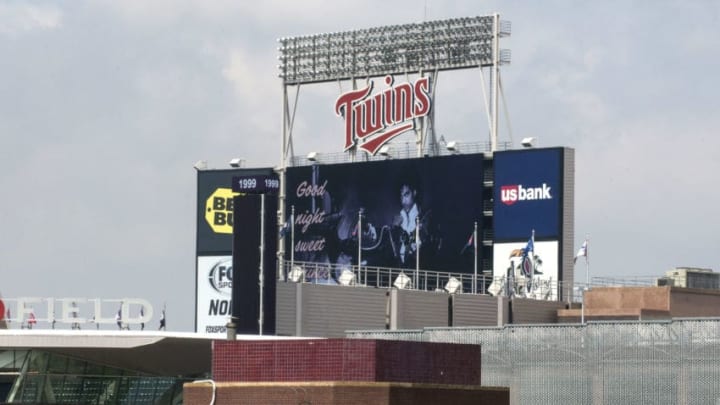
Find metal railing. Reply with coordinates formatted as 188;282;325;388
282;262;687;304
283;260;574;299
291;140;513;167
590;276;657;286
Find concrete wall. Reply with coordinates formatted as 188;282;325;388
391;289;449;330
584;287;671;311
558;286;720;322
278;281;573;336
511;298;565;324
276;282;389;338
669;287;720;317
275;282;298;336
452;294;501;327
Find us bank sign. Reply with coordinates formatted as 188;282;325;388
335;75;431;155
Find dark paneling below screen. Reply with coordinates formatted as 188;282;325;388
232;194;277;335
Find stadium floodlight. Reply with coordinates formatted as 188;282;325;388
278;15;510;85
307;151;318;162
444;277;463;294
378;145;392;157
338;269;356;286
193;160;207;171
229;158;245;168
521;137;536;148
288;266;305;283
394;272;413;290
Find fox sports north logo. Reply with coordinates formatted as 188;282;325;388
208;258;233;295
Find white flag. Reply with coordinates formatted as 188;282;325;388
574;240;588;263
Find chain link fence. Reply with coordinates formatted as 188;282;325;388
348;319;720;405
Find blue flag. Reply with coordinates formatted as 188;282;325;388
279;221;290;238
522;236;534;258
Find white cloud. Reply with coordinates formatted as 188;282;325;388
221;49;256;95
0;4;62;36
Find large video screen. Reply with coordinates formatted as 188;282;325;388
285;154;485;277
493;148;564;241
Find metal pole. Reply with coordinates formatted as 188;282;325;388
491;13;500;152
290;205;295;272
415;216;420;290
583;239;590;324
581;287;585;324
259;194;265;335
358;209;363;281
473;222;478;294
585;239;590;286
586;260;590;287
278;84;287;282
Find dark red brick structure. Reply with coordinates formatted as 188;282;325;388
185;338;508;405
184;381;510;405
212;339;480;385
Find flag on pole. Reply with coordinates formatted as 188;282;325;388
575;240;588;263
521;235;534;259
279;220;290;238
280;206;296;239
518;232;534;277
460;232;475;254
28;311;37;326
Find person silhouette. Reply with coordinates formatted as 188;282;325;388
158;309;166;331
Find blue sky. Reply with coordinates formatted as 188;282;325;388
1;1;718;331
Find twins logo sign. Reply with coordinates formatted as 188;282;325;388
335;75;431;155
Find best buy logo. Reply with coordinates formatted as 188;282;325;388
205;188;239;234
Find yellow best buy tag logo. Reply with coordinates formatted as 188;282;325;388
205;188;240;234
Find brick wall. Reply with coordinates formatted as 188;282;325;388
184;382;509;405
212;339;481;386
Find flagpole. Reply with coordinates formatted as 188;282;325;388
585;237;589;324
585;237;590;286
585;255;590;286
415;216;420;290
473;222;478;294
290;205;295;274
358;208;363;282
579;237;589;324
531;229;535;298
259;193;265;335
